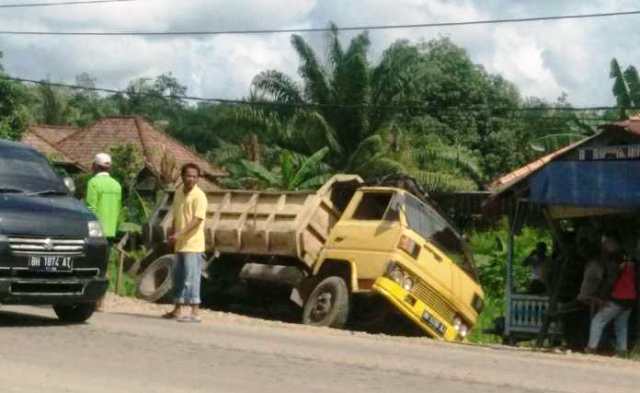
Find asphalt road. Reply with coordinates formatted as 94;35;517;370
0;304;639;393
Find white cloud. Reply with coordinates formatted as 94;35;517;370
0;0;637;106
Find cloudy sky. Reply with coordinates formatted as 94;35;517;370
0;0;639;107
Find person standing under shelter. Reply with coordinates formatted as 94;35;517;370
162;163;208;323
583;234;636;355
86;153;122;311
523;242;549;294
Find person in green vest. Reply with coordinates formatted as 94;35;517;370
86;152;122;311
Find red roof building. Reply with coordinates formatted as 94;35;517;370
22;116;225;190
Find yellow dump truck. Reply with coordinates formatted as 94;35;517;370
140;175;484;341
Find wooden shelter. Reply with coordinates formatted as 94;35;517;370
486;118;640;347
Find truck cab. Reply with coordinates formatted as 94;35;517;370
309;187;484;340
0;139;109;322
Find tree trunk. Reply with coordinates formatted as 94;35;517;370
248;133;261;163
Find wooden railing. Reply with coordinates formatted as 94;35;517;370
509;294;554;334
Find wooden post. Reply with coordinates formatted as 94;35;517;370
114;234;129;296
115;249;125;295
504;201;518;341
535;208;567;347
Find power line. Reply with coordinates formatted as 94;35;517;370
1;10;640;36
0;0;142;8
0;74;629;115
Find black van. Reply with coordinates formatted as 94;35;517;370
0;139;109;322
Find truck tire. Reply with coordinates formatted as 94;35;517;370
136;254;176;303
53;303;96;323
302;276;350;328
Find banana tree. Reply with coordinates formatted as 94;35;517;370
217;146;332;191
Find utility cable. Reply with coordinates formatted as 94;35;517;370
0;10;639;36
0;0;144;8
0;74;630;115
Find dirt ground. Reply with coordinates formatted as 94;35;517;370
0;294;638;393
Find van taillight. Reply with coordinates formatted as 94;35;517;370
398;235;420;259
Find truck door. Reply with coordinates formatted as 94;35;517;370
325;191;402;286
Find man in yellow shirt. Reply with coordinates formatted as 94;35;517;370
163;163;208;322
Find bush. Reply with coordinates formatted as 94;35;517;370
467;221;551;344
470;219;551;300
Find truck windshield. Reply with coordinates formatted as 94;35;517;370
0;146;67;194
403;194;477;279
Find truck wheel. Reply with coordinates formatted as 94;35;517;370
302;276;350;328
53;303;96;323
136;254;176;303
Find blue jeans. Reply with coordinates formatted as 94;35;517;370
173;252;203;305
587;301;631;351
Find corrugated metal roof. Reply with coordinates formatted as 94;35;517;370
487;136;596;193
486;118;640;200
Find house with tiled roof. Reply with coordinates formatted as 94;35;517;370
21;125;83;173
22;116;225;191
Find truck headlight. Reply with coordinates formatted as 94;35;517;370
452;315;469;338
385;262;416;291
458;323;469;338
88;221;104;238
388;265;404;285
403;276;414;291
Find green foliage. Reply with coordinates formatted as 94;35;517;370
108;144;150;233
611;58;631;119
248;24;405;179
38;83;70;125
0;62;29;140
109;144;145;190
117;73;187;124
228;147;332;190
470;220;551;300
467;295;503;344
467;222;552;344
106;248;137;297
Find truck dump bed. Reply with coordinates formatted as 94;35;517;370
146;175;363;268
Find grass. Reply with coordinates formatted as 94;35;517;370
468;295;503;344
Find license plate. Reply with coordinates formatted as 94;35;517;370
422;310;447;336
28;256;73;272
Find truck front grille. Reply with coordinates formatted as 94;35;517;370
8;237;85;257
412;280;456;323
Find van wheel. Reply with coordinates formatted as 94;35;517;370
53;303;96;323
302;276;350;328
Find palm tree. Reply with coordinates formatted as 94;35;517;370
390;132;484;192
246;23;415;179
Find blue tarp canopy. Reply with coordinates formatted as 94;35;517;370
530;161;640;208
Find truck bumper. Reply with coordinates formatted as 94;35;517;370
0;277;108;305
373;277;461;342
